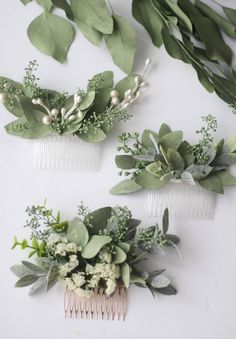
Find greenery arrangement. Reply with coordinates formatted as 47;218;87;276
110;114;236;195
11;202;179;298
0;60;149;141
19;0;236;111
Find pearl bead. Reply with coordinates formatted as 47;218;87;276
135;76;141;85
42;115;52;125
111;97;120;105
32;98;38;105
61;107;66;116
51;108;59;117
78;111;83;119
68;115;75;122
76;95;82;104
0;93;7;103
124;89;132;98
110;90;119;98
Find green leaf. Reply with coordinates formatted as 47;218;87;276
36;0;53;11
105;15;136;74
186;164;212;180
215;171;236;186
223;7;236;27
159;131;183;150
79;91;95;110
82;235;112;259
66;217;89;247
162;28;190;63
222;134;236;153
20;0;32;4
11;265;32;278
159;123;171;138
21;261;46;275
115;74;140;101
195;0;236;38
167;148;185;171
141;130;159;149
132;0;165;47
15;275;39;287
121;262;130;288
78;126;106;143
70;0;113;34
162;208;169;234
87;206;112;235
88;71;113;91
199;174;224;194
164;0;192;32
20;97;45;123
52;0;74;20
112;245;127;264
130;274;146;285
27;12;75;63
46;265;58;291
135;170;169;189
166;234;180;245
115;155;136;169
32;237;39;249
214;153;236;166
21;240;28;249
191;61;215;93
110;179;142;195
0;77;24;117
178;141;194;167
75;19;103;46
117;242;131;253
29;276;47;295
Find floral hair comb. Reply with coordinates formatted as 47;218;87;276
0;59;150;170
11;202;179;320
110;115;236;219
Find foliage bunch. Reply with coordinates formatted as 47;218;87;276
0;61;149;141
19;0;236;111
111;115;236;195
11;202;179;297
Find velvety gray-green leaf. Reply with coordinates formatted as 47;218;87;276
112;245;127;264
29;276;47;295
110;179;142;195
82;235;112;259
27;12;75;63
15;275;39;287
199;173;224;194
178;140;194;167
167;148;185;171
135;170;169;189
105;15;136;74
215;171;236;186
142;130;159;149
121;262;130;288
71;0;113;34
11;265;32;278
159;123;171;138
222;134;236;153
22;261;47;275
159;131;183;150
46;265;58;291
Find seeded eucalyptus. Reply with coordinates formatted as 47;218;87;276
110;115;236;195
11;202;179;297
0;60;149;141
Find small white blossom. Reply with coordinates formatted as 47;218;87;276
69;255;78;263
65;242;77;253
47;234;63;245
55;243;67;256
99;248;112;263
72;273;86;288
65;277;76;290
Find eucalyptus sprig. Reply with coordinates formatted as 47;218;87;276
110;115;236;195
0;60;150;141
11;202;180;297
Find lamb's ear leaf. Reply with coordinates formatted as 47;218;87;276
135;171;169;189
215;171;236;186
29;276;47;295
121;262;130;288
199;173;224;194
15;275;39;287
46;265;58;291
27;12;75;63
67;217;89;247
82;236;112;258
112;245;127;264
110;179;142;195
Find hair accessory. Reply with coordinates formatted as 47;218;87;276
110;115;236;219
11;202;179;320
0;60;150;170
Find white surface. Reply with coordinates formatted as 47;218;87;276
1;1;236;338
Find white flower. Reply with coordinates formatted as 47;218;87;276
88;274;100;289
69;255;78;263
55;243;66;256
106;279;117;296
72;273;85;288
65;242;77;253
75;288;93;298
65;277;76;290
99;248;112;263
47;234;63;245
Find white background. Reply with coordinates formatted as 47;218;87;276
1;1;236;338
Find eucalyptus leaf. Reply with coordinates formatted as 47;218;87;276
135;170;169;189
110;179;142;195
70;0;113;34
74;19;103;46
27;12;75;63
222;134;236;153
165;0;192;32
78;127;106;143
199;173;224;193
115;74;140;101
213;153;236;166
121;262;130;288
66;217;89;247
36;0;53;11
0;77;24;117
87;207;112;234
105;15;136;74
141;130;159;149
130;274;146;285
82;235;112;259
112;245;127;264
223;7;236;27
115;155;137;169
79;91;95;110
118;242;131;253
52;0;74;21
20;0;32;4
159;131;183;150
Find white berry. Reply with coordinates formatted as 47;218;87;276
124;89;132;98
110;90;119;98
51;108;59;117
78;111;83;119
42;115;52;125
32;98;38;105
0;93;8;104
68;115;75;122
76;95;82;104
111;97;120;105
